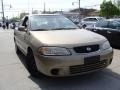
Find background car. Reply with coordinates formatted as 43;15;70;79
86;20;120;47
10;21;19;29
81;17;105;28
0;22;2;27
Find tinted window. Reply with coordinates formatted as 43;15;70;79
109;21;120;29
95;21;109;28
30;15;78;30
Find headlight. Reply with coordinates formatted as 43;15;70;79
38;47;71;56
101;41;111;50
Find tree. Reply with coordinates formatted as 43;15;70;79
32;10;38;14
100;0;120;18
115;0;120;9
10;17;20;22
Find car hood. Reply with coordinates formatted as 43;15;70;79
30;29;106;46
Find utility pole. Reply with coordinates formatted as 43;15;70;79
72;0;81;23
1;0;5;23
78;0;81;23
43;2;46;13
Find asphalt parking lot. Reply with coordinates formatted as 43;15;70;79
0;29;120;90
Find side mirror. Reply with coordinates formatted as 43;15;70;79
18;26;26;32
82;24;87;29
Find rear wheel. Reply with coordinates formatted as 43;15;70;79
26;50;40;77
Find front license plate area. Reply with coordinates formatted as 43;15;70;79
84;55;100;64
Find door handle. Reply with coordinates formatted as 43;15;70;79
107;31;111;34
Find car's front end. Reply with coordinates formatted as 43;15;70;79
30;29;113;77
34;45;113;77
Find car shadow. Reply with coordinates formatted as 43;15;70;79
16;51;28;70
114;47;120;50
28;69;120;90
111;45;120;50
17;52;120;90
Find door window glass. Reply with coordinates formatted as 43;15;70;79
95;21;109;28
109;21;120;30
22;16;28;28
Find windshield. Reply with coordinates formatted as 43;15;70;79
30;15;79;31
97;17;106;21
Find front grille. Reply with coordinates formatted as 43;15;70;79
70;60;108;74
73;45;99;53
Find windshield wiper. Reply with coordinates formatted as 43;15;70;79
52;28;78;30
32;28;78;31
32;29;50;31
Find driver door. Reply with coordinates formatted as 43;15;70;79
17;16;29;54
107;21;120;47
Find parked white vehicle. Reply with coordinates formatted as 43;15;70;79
81;17;105;28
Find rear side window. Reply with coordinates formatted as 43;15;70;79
95;21;109;28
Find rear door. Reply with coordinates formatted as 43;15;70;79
93;21;109;38
107;21;120;47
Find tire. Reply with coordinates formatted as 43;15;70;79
26;50;40;77
82;24;87;29
15;42;21;54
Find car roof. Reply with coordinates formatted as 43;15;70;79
26;14;61;17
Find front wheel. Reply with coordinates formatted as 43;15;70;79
26;50;40;77
82;24;87;29
15;42;21;54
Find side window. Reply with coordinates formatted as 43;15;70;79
97;17;105;21
95;21;109;28
22;16;28;28
109;21;120;30
89;18;97;21
83;18;90;21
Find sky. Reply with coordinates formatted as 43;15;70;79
0;0;109;18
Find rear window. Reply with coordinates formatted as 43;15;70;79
83;18;97;21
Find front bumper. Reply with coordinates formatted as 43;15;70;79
34;47;113;77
